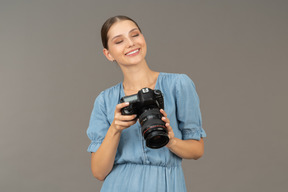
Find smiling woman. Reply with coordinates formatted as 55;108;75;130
103;19;147;68
86;15;206;192
101;16;142;49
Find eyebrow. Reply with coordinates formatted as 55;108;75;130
111;28;139;41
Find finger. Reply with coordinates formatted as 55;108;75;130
115;102;130;112
160;109;167;117
119;114;137;121
166;125;175;141
165;122;173;133
161;116;170;124
116;119;137;127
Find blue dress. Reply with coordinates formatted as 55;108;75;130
87;72;206;192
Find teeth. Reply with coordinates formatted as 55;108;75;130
126;49;139;55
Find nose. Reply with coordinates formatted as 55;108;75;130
126;37;135;47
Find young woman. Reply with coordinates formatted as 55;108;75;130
87;15;206;192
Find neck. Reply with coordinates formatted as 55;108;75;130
120;60;159;93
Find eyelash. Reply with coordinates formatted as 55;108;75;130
115;34;140;44
115;40;123;44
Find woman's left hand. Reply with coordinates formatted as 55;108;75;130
160;109;177;148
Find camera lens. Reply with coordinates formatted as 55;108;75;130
145;131;169;149
139;109;169;149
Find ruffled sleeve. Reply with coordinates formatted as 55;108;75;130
176;74;206;140
86;91;110;152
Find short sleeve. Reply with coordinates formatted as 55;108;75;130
176;74;206;140
86;91;110;152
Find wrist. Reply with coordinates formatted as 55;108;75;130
166;137;177;149
110;122;122;136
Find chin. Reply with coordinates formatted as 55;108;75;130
122;58;145;66
121;62;141;67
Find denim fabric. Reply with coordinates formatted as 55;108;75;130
87;72;206;192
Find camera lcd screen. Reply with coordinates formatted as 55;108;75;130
124;95;138;102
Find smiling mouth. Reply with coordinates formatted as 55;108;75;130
125;48;140;56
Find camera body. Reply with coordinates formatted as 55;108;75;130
120;87;164;116
120;88;169;149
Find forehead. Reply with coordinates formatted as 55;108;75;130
107;20;139;39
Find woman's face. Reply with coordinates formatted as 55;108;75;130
104;20;147;66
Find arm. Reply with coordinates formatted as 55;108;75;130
160;109;204;160
166;138;204;160
91;102;137;181
90;126;120;181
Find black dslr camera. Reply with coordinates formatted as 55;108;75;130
120;88;169;149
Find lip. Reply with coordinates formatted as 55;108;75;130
125;48;140;56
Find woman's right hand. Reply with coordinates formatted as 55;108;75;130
111;102;137;133
91;102;137;180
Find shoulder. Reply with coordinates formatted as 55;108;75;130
159;72;192;80
158;72;195;87
100;83;122;98
93;83;122;107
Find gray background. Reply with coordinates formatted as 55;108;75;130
1;0;287;191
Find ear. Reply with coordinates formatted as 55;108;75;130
103;48;115;62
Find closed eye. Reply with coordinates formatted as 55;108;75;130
115;40;123;44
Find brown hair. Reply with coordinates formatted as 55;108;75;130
101;15;142;49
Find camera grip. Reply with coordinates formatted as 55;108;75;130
121;106;135;115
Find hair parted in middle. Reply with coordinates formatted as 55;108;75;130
101;15;142;50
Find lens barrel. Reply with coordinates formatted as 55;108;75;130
139;109;169;149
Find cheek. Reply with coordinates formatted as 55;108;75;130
110;46;125;56
141;40;147;53
141;35;147;44
139;36;146;45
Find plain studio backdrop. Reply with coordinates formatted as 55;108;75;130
1;0;287;191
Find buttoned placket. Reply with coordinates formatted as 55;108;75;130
137;121;150;164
